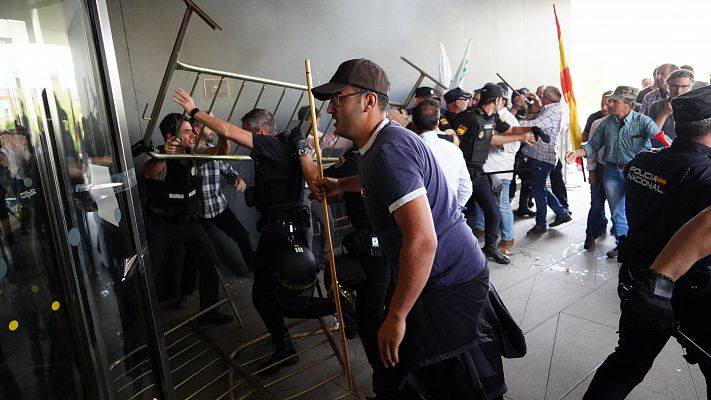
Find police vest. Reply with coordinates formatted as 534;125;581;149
466;109;495;172
146;159;200;217
253;138;304;214
624;148;693;232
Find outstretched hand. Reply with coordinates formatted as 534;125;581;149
172;88;197;114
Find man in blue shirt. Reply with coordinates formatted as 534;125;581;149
566;85;669;258
312;58;492;399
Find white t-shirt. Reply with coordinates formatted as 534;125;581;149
482;108;520;180
419;129;473;209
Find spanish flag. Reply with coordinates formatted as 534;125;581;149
553;4;583;171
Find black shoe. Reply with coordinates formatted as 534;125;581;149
257;347;299;376
197;311;233;326
606;247;619;259
516;208;536;217
549;213;572;227
565;209;572;216
583;235;595;251
332;285;357;339
482;245;511;265
527;225;547;235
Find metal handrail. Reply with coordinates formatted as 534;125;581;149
177;61;310;92
145;151;339;163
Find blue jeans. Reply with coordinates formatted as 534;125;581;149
585;167;609;238
603;164;628;240
529;158;568;227
473;178;514;240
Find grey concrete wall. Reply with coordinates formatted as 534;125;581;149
106;0;571;247
108;0;571;144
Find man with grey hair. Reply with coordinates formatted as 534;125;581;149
519;86;572;235
649;69;695;140
680;64;709;89
639;63;679;115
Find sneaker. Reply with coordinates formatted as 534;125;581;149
516;208;536;218
549;213;572;227
197;311;233;326
583;235;596;251
606;247;619;259
473;228;485;240
482;245;511;265
527;225;547;235
257;347;299;376
331;285;357;339
496;239;514;256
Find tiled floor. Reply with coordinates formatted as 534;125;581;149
165;172;708;400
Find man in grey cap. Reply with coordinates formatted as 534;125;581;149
566;86;670;259
311;58;497;399
584;84;711;400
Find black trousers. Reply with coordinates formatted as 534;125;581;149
351;252;394;396
251;226;334;344
465;174;500;247
549;159;569;210
584;265;711;399
203;207;255;270
145;217;220;310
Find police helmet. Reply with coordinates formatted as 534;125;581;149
274;243;319;312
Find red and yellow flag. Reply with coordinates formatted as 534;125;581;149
553;4;583;170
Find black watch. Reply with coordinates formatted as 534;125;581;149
189;107;200;119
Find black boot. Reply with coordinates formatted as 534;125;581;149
483;245;511;265
257;333;299;376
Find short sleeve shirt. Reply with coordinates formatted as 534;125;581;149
359;120;485;288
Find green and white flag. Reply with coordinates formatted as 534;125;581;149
450;38;471;89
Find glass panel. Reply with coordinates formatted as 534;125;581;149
0;1;163;399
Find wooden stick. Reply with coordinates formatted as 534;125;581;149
303;59;353;391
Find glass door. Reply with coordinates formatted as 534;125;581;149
0;1;171;398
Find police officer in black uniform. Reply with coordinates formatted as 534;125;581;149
584;85;711;399
143;113;232;325
171;88;351;375
322;144;393;394
442;84;538;264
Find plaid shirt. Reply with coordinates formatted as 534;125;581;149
520;102;563;165
581;111;659;164
639;88;668;115
198;160;239;219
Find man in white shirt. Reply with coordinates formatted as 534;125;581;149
410;99;473;209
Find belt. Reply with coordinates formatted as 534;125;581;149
608;162;627;170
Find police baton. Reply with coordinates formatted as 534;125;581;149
304;59;353;391
496;73;533;104
482;166;541;176
673;327;711;367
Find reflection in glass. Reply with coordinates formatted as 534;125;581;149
1;1;161;398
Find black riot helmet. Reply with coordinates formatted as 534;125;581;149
274;243;319;312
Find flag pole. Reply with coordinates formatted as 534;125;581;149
304;59;353;391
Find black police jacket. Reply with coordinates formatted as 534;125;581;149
623;139;711;273
250;133;305;216
146;159;200;218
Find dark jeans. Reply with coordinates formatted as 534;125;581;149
204;207;255;270
145;217;220;310
466;174;500;247
585;167;609;238
528;158;568;227
251;226;334;343
584;265;711;399
550;159;569;210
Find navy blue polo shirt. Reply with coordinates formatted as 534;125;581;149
359;120;485;288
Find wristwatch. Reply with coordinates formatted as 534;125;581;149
297;147;309;156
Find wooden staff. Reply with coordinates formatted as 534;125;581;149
304;59;353;391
